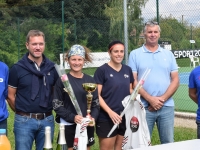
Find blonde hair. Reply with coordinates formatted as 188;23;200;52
26;30;45;43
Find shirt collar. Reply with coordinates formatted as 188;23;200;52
142;44;162;53
26;52;45;66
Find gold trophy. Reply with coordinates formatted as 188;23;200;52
82;83;97;125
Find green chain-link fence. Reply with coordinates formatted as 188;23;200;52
2;0;200;148
3;0;198;113
141;0;200;113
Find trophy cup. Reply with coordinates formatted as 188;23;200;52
82;83;97;125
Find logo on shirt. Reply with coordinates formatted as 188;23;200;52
0;78;3;82
124;74;129;78
110;74;113;77
130;116;139;132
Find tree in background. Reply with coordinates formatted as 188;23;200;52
159;15;188;50
0;0;113;66
104;0;148;51
190;26;200;50
0;0;199;67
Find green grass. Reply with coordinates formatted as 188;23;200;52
151;126;197;145
6;105;197;150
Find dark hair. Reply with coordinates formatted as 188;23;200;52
108;40;124;51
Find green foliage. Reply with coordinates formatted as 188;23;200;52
104;0;147;51
5;0;55;6
159;16;188;50
0;51;18;67
0;0;200;69
0;0;150;66
69;18;109;52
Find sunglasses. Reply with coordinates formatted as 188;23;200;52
145;21;159;25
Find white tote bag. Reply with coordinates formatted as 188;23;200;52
73;118;90;150
122;95;151;149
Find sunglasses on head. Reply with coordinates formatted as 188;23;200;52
145;21;159;25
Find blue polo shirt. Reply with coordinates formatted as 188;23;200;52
8;56;58;113
0;61;9;121
128;45;178;107
188;67;200;121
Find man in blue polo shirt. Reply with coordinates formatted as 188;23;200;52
7;30;59;150
128;21;179;144
0;61;9;132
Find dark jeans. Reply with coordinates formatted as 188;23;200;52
196;120;200;139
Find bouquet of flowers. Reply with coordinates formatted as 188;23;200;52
107;68;151;137
55;64;83;116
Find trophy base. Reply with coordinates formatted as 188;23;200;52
86;115;94;126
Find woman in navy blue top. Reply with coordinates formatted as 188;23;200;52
94;40;134;150
53;44;100;150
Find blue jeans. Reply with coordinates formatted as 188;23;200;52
14;114;54;150
196;120;200;139
145;106;174;144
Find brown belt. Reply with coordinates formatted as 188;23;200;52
16;111;52;120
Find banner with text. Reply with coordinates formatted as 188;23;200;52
171;50;200;59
